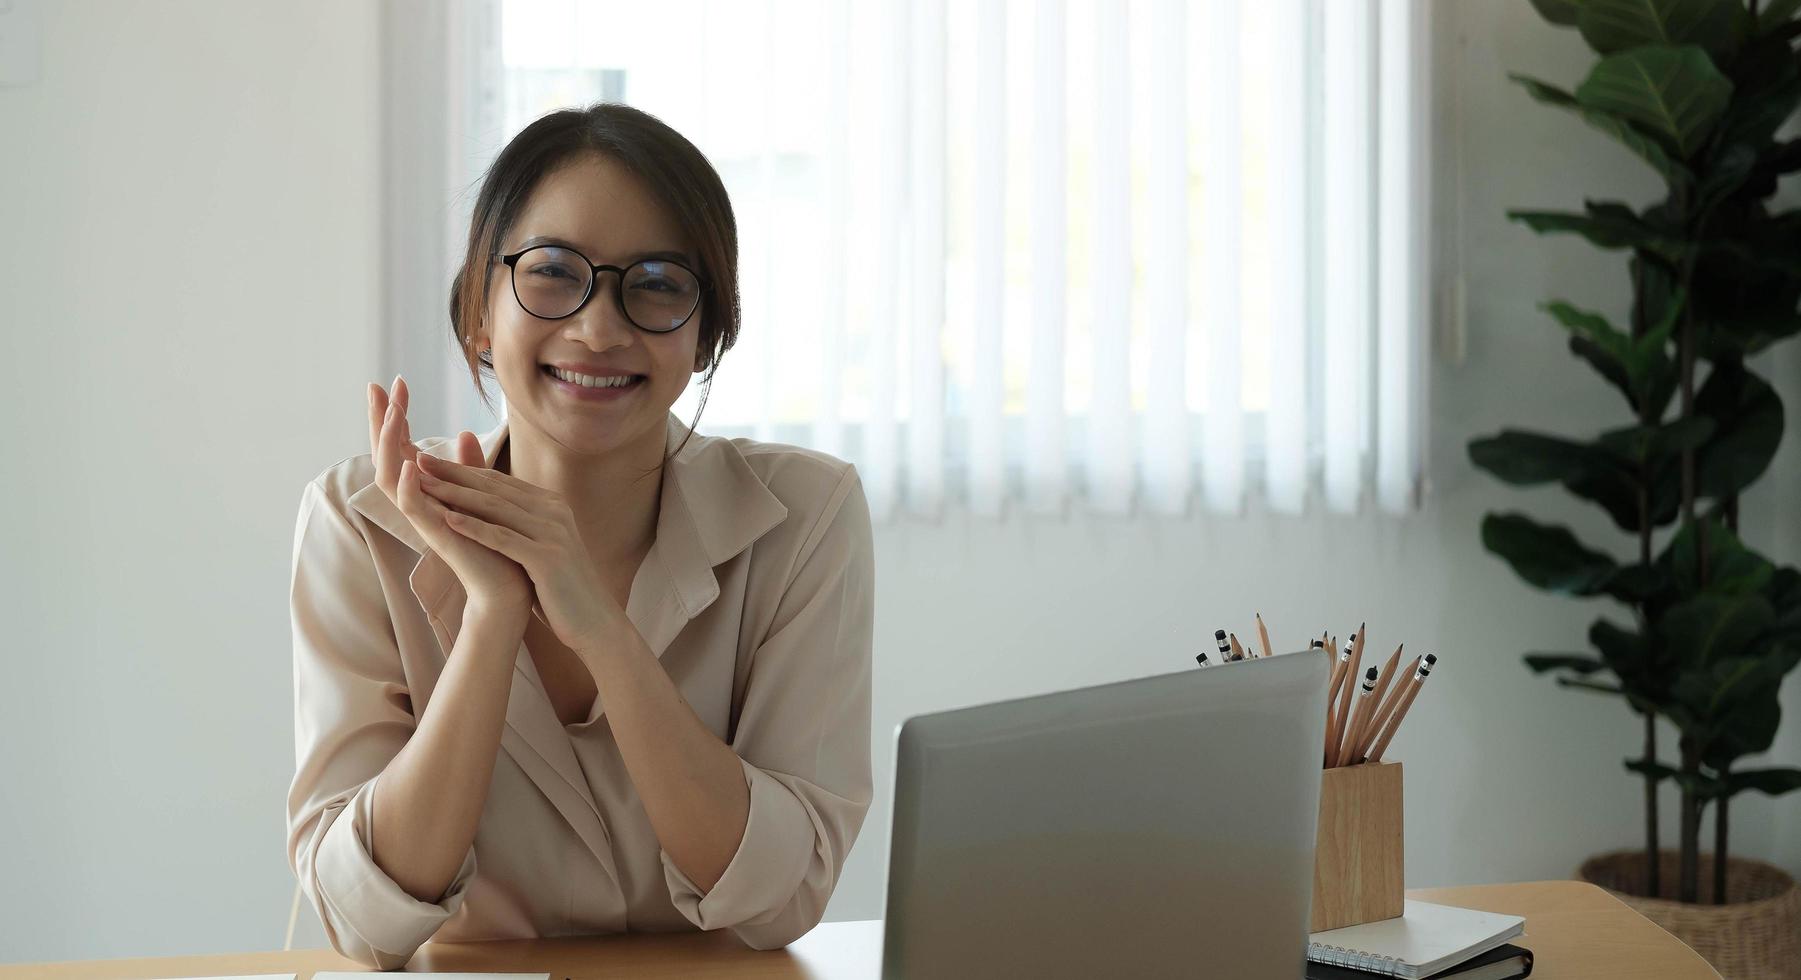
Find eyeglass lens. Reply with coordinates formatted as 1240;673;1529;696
511;246;700;330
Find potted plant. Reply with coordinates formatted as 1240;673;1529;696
1468;0;1801;975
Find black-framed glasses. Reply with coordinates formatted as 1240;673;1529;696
492;245;705;332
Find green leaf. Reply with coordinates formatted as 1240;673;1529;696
1659;593;1775;667
1576;0;1743;59
1481;512;1619;595
1525;652;1610;674
1568;335;1638;405
1509;201;1690;262
1666;516;1775;596
1468;429;1645;532
1557;676;1627;694
1531;0;1584;26
1695;363;1784;499
1544;299;1629;357
1696;142;1758;207
1591;617;1658;678
1603;562;1678;606
1575;46;1734;157
1714;61;1801;150
1512;73;1694;185
1469;429;1606;485
1596;416;1715;464
1703;680;1783;757
1625;757;1681;781
1727;767;1801;796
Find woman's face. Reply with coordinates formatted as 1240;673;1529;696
483;153;703;457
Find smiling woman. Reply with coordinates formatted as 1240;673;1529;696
285;103;875;969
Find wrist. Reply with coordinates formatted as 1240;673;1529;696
573;613;637;664
465;596;530;633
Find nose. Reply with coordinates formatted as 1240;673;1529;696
562;274;637;351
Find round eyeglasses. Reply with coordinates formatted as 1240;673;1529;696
492;245;705;332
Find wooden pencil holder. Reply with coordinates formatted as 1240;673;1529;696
1311;761;1405;932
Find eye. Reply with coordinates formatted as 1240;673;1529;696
631;275;680;293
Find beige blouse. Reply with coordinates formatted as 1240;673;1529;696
284;412;874;970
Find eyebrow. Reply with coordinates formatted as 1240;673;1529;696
515;235;694;266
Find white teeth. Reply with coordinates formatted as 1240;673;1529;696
550;367;637;388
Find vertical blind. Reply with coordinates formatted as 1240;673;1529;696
422;0;1432;522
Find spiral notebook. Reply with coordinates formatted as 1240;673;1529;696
1307;900;1526;979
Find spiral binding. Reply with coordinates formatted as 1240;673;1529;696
1308;941;1405;977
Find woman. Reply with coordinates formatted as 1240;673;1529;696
285;103;874;970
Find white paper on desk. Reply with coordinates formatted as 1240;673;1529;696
149;974;296;980
314;974;547;979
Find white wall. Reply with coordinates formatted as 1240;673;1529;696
1;0;1795;967
0;0;382;963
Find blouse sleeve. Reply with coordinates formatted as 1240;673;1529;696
285;478;478;970
659;464;875;949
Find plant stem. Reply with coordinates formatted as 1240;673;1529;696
1680;739;1701;903
1636;468;1660;897
1644;711;1661;896
1672;225;1704;903
1714;774;1730;905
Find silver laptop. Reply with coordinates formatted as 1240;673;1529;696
881;649;1330;979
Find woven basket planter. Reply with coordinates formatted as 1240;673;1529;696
1579;850;1801;980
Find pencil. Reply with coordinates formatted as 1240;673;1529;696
1368;654;1436;764
1255;613;1274;659
1330;631;1364;766
1325;631;1345;698
1323;636;1349;766
1339;666;1380;767
1349;644;1405;762
1355;653;1420;763
1228;632;1247;661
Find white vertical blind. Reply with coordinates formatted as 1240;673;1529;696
863;0;906;520
1377;0;1427;514
1026;0;1069;518
1261;0;1309;515
477;0;1431;521
1324;0;1375;514
1198;0;1245;515
1140;0;1189;516
1087;0;1133;515
969;0;1007;518
907;0;947;518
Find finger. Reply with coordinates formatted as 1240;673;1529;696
420;455;550;503
444;509;536;565
397;458;452;527
419;475;542;534
368;383;388;460
377;399;403;493
457;429;483;468
395;380;412;446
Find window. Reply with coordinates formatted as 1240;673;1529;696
474;0;1430;520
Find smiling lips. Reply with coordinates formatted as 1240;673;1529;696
543;364;645;401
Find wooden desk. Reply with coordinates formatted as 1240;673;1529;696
1;880;1718;979
1409;880;1721;980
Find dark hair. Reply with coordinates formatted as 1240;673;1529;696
447;102;739;466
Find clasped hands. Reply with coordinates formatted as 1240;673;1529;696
370;375;625;658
